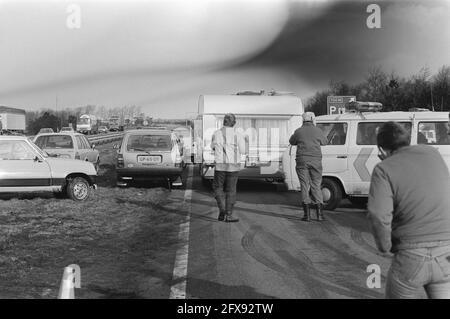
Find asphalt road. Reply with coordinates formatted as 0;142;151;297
182;166;392;299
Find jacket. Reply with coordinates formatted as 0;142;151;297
289;122;328;160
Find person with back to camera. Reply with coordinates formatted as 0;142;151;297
368;121;450;299
210;113;246;223
289;112;328;222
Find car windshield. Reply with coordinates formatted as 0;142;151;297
78;118;90;125
61;127;72;131
35;135;74;149
126;134;172;152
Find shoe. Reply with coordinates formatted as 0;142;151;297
315;203;325;221
224;211;239;223
218;212;225;221
301;203;311;222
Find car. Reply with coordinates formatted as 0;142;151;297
0;135;97;201
60;127;75;132
115;129;184;187
39;128;54;134
98;126;108;134
33;132;100;172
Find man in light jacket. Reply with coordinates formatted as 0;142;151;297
211;113;246;222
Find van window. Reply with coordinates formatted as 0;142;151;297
35;135;74;149
356;122;412;145
127;134;172;152
418;122;450;145
317;123;347;145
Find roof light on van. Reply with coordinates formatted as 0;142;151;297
345;101;383;113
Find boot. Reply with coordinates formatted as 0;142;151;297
218;211;225;221
315;203;325;221
225;211;239;223
301;203;311;222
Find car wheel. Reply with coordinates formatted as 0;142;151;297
321;178;343;211
67;177;91;201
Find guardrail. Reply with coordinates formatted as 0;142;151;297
87;132;124;145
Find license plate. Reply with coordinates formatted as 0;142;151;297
137;155;162;164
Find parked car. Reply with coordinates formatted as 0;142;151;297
115;129;184;187
39;128;54;134
98;126;108;134
0;136;97;201
33;132;100;171
60;127;75;132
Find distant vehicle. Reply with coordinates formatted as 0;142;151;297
0;135;97;201
108;116;120;131
76;114;98;135
0;106;26;134
196;92;304;184
115;129;184;188
60;127;75;132
39;128;54;134
98;126;108;134
33;132;100;172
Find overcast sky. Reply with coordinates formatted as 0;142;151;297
0;0;449;117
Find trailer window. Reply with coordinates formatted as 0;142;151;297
418;122;450;145
317;123;347;145
356;122;411;145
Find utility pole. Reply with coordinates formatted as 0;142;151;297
430;84;434;111
55;94;59;131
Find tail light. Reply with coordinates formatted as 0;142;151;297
75;152;80;160
117;153;124;168
174;154;183;167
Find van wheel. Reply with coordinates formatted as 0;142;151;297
321;178;342;211
349;197;368;209
67;177;91;201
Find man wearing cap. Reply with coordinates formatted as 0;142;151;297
289;112;328;221
211;113;247;222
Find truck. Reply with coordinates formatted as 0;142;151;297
108;116;120;131
0;106;26;134
195;92;304;184
76;114;98;135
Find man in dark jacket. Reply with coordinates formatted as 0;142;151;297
368;122;450;298
289;112;328;221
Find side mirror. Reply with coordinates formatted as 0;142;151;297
92;144;96;149
34;156;43;162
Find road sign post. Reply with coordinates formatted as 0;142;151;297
327;96;356;115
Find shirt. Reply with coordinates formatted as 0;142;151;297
367;145;450;253
211;127;246;172
289;122;328;160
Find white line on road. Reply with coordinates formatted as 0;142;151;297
169;165;193;299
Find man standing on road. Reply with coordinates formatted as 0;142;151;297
289;112;328;222
368;122;450;299
211;113;246;223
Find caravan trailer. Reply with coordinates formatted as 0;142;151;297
195;93;304;183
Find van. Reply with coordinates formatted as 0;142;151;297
195;92;304;183
283;111;450;210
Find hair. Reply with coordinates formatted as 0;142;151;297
377;121;410;151
223;113;236;127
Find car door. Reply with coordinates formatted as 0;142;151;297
0;139;52;190
348;121;412;196
417;120;450;170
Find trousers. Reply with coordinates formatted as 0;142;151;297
295;158;323;205
213;170;239;214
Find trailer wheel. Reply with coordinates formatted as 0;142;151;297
321;178;342;211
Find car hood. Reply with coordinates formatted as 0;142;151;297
45;157;97;176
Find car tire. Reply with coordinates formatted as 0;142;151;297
67;177;91;201
321;178;342;211
349;196;368;209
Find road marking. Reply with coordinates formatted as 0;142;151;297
353;148;373;182
169;165;193;299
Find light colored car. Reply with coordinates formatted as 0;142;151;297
115;129;184;187
0;136;97;201
39;128;54;134
98;126;108;134
60;127;75;132
33;132;100;171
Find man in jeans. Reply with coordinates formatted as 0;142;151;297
211;113;246;222
289;112;328;221
368;122;450;298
